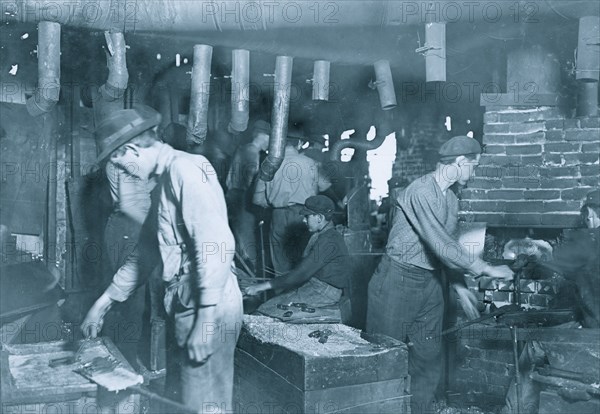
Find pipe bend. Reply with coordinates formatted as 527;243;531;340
330;129;388;161
259;155;285;181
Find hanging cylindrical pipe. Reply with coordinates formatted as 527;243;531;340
576;16;600;82
93;31;129;124
577;81;598;117
187;44;213;147
373;60;397;110
229;49;250;133
259;56;293;181
312;60;330;101
26;21;61;117
425;22;446;82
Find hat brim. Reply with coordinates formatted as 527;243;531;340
299;206;316;216
96;117;159;164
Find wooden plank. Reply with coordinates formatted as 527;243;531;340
451;326;600;344
238;328;408;391
332;395;411;414
304;377;409;413
234;348;304;414
237;329;307;391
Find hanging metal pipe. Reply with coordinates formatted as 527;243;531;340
187;44;213;147
373;60;397;110
26;21;60;117
577;81;598;117
93;31;128;124
259;56;293;182
425;22;446;82
576;16;600;82
312;60;330;101
229;49;250;133
330;127;388;161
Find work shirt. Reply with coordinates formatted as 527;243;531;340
254;146;331;208
386;173;486;275
106;161;156;224
269;224;350;292
106;144;235;307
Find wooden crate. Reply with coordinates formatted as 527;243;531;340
234;324;410;414
1;338;140;414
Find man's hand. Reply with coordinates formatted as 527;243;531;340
81;292;113;338
187;306;219;363
244;282;271;297
483;264;514;280
453;284;480;320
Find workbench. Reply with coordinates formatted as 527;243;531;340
233;315;410;414
1;338;140;414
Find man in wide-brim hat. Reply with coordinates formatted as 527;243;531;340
84;105;243;412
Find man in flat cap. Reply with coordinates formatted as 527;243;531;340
253;128;332;276
225;120;271;271
245;195;352;323
83;106;243;413
367;135;514;414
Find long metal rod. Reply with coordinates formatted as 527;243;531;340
511;326;521;414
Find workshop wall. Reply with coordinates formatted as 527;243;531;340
460;106;600;228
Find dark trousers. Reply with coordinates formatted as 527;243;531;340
227;189;259;269
366;255;443;414
269;205;307;274
103;212;146;365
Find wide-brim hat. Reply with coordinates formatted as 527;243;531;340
95;105;161;163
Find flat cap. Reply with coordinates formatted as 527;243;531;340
438;135;482;158
300;195;335;218
585;189;600;205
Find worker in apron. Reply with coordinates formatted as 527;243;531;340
244;195;352;324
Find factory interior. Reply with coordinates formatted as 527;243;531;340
1;1;600;413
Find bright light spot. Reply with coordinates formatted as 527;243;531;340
323;134;329;150
183;58;189;64
466;119;471;124
301;141;310;149
9;64;18;75
176;53;181;67
367;132;397;201
445;116;452;131
20;33;29;40
339;129;355;162
467;131;474;138
156;53;162;60
340;148;354;161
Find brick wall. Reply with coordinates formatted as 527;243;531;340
392;110;449;183
460;106;600;228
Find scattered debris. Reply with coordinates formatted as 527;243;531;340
20;33;28;40
9;64;18;75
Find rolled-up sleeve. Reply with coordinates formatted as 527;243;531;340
170;160;234;306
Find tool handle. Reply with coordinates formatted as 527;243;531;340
131;385;197;414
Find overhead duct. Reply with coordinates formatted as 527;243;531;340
187;44;213;147
259;56;293;182
6;1;598;31
576;16;600;82
229;49;250;133
330;126;388;162
373;60;397;110
26;21;60;117
424;22;446;82
93;31;129;124
312;60;330;101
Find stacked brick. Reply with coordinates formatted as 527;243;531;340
460;107;600;227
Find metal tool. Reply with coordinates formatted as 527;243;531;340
258;220;266;279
